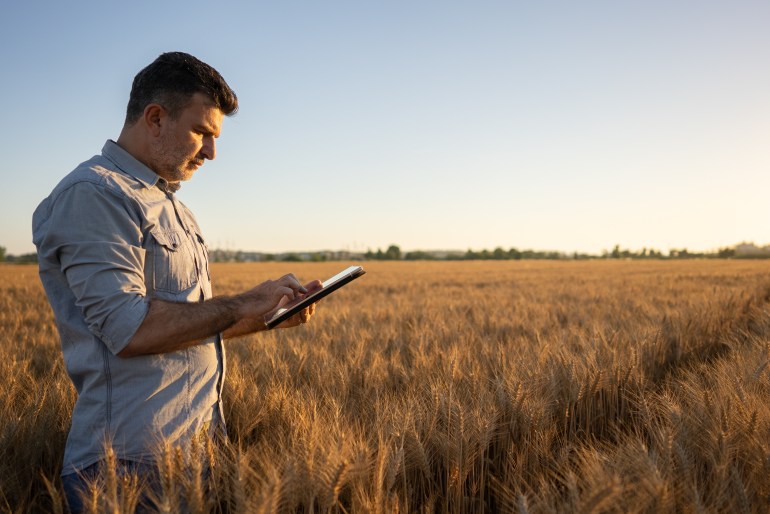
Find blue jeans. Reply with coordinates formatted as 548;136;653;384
62;460;161;514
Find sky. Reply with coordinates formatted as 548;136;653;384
1;1;768;256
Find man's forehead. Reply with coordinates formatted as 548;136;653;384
185;93;223;131
187;93;222;115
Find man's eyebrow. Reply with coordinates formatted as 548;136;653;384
195;124;221;138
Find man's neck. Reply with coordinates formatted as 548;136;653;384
116;127;156;175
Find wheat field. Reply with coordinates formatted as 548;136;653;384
1;260;769;513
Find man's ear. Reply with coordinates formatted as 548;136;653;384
143;104;167;137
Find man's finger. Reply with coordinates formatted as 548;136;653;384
281;274;308;294
275;286;296;300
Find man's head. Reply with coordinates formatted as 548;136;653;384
125;52;237;126
120;52;238;183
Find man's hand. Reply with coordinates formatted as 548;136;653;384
223;278;322;338
119;274;319;357
265;279;323;329
235;273;309;321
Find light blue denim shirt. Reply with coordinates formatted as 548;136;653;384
33;140;225;475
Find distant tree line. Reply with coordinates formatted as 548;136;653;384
461;247;564;260
364;244;575;261
364;244;745;261
208;249;333;263
0;246;38;264
599;244;737;260
0;243;757;265
363;245;403;260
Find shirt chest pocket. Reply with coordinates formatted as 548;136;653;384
149;228;198;294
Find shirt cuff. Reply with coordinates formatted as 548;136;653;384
94;296;150;355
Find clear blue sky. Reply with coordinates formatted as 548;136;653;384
2;1;768;255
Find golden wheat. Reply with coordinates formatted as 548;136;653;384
1;260;769;512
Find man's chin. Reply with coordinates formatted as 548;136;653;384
170;168;196;182
184;163;204;178
158;161;200;182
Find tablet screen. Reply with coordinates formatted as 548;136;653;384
265;265;366;329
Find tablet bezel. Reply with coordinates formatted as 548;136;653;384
265;265;366;329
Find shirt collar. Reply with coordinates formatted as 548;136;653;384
101;140;181;193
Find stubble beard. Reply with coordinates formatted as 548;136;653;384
151;136;201;183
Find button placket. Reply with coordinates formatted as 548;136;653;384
168;194;204;291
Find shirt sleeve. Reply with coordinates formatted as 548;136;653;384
37;180;149;355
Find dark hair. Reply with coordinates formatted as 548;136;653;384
124;52;238;125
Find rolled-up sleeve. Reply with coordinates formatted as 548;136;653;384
38;181;149;354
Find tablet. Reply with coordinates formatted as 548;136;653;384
265;265;366;329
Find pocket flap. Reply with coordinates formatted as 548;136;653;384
150;228;182;251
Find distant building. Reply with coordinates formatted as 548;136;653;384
428;250;465;259
735;243;770;257
208;249;366;262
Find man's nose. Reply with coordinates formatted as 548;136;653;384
201;136;216;160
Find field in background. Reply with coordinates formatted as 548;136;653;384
1;260;770;513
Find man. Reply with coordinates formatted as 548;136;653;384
32;52;319;511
